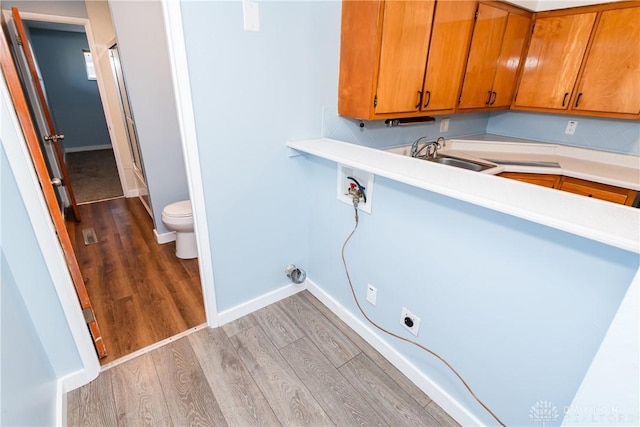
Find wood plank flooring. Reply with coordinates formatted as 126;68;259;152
68;291;460;426
65;198;205;365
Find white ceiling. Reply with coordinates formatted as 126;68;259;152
504;0;623;11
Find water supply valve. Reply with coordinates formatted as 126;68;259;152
347;176;366;207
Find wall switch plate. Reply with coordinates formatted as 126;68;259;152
242;0;260;32
565;120;578;135
337;164;374;214
366;284;377;305
400;307;420;336
440;118;450;133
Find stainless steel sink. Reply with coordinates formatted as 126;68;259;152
427;155;495;172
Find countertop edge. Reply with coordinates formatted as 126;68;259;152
288;138;640;254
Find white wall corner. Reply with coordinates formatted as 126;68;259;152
562;269;640;426
217;282;307;326
154;228;176;244
305;279;485;427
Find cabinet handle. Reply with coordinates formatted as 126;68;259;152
561;92;569;107
416;91;423;109
423;91;431;108
489;91;497;106
575;93;583;108
485;90;492;105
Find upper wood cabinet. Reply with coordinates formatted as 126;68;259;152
421;1;477;112
374;1;436;115
513;2;640;119
573;6;640;115
338;0;476;119
458;2;531;110
338;1;433;119
514;12;597;110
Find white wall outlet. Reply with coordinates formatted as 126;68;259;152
366;284;377;305
565;120;578;135
400;307;421;336
440;118;450;133
337;164;374;214
242;0;260;32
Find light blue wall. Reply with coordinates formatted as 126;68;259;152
487;111;640;155
1;253;57;426
28;28;111;152
300;154;638;425
1;143;81;376
109;0;189;234
323;107;489;149
1;143;80;425
180;0;340;310
180;1;639;425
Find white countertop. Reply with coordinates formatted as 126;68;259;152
387;135;640;190
287;137;640;253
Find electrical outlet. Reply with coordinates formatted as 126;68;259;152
565;120;578;135
400;307;421;336
440;118;450;133
337;164;374;214
366;284;377;305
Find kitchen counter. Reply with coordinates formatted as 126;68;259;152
386;134;640;190
287;137;640;253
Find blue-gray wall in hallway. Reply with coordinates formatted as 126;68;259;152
28;28;111;152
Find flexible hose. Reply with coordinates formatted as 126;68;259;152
341;207;506;427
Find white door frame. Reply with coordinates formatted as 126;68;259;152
161;0;218;327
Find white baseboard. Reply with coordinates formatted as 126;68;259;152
217;282;306;326
154;229;176;244
305;279;485;427
56;379;66;426
63;144;113;153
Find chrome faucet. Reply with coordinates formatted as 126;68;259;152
410;137;444;160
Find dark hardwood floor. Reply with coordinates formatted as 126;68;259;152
68;291;460;426
65;197;205;365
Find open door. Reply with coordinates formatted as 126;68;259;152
1;13;107;358
7;7;81;222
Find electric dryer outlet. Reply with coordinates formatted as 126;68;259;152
401;307;421;336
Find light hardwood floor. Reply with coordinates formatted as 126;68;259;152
68;291;460;426
65;198;206;365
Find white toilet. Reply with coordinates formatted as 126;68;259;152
161;200;197;259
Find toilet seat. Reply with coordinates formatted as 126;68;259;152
163;200;192;218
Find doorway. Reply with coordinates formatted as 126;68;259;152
4;7;206;365
25;22;124;205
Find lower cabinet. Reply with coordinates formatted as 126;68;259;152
498;172;561;188
498;172;638;206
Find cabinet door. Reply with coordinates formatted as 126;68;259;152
375;1;435;114
573;7;640;115
420;1;476;112
514;12;596;109
490;13;530;107
559;177;637;205
458;3;508;109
